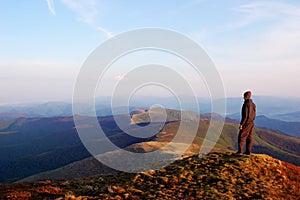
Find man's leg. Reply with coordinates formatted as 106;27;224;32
238;129;249;153
245;123;254;154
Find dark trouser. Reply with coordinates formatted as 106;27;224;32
238;122;254;153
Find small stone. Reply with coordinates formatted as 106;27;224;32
187;174;193;181
217;181;223;188
179;174;186;179
129;188;144;194
124;193;130;199
160;168;167;173
148;170;156;175
171;176;179;184
132;174;141;183
161;177;169;184
98;177;104;182
244;193;250;198
107;186;114;193
112;186;126;194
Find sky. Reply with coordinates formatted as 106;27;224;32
1;0;300;105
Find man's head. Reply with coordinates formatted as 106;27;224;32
243;91;252;100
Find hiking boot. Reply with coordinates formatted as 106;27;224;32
234;152;243;156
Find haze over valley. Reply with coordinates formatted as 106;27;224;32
1;0;300;199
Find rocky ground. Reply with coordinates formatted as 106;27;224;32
0;152;299;200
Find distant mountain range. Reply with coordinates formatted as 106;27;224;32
0;101;146;121
271;111;300;122
0;108;299;183
219;96;300;116
228;113;300;138
0;96;299;121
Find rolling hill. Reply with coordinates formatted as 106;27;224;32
6;108;299;184
0;115;158;182
0;107;299;183
255;115;300;138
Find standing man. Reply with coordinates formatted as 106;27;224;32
236;91;256;155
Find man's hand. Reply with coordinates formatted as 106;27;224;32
239;125;243;130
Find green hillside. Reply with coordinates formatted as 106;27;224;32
0;108;300;183
129;109;300;165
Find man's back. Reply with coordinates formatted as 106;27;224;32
240;99;256;126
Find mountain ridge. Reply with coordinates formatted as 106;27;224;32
1;152;299;199
255;115;300;138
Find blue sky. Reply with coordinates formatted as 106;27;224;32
1;0;300;104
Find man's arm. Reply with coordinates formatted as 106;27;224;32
240;103;249;129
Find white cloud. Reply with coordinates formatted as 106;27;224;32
97;26;114;38
46;0;56;16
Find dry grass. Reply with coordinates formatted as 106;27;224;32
1;152;299;199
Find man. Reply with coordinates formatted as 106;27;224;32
236;91;256;155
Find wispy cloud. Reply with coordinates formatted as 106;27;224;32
46;0;56;16
229;1;300;30
61;0;98;25
202;1;300;97
205;1;300;59
60;0;113;38
235;1;300;16
227;1;300;58
97;26;114;38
